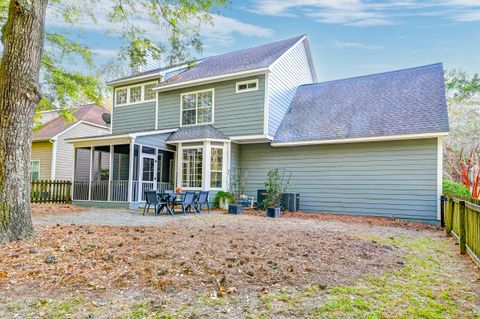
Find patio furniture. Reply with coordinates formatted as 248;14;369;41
143;190;161;215
195;191;210;213
176;191;197;215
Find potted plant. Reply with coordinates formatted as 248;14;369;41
264;168;291;218
214;191;234;209
228;168;247;215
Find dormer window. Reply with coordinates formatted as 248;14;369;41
236;79;258;93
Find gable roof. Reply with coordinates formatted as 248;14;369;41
166;125;229;143
33;104;110;141
273;63;449;145
156;35;306;90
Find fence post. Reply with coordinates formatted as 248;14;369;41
459;200;466;254
440;195;446;228
446;198;453;236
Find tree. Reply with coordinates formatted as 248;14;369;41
444;144;480;199
0;0;228;243
444;70;480;177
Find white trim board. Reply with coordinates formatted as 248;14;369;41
153;68;269;92
271;132;449;147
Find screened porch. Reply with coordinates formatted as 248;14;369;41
72;143;175;204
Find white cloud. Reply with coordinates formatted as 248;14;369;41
248;0;480;26
326;40;383;50
46;2;273;48
91;49;119;58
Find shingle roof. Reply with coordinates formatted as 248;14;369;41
33;104;110;140
166;125;229;142
273;63;449;144
158;35;305;87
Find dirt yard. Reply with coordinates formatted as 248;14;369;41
1;208;479;318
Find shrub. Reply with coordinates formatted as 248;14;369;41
264;168;291;208
443;179;471;197
213;191;234;208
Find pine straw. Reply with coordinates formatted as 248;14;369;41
0;215;403;299
31;204;85;217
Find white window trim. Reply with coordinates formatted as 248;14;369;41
114;81;158;107
179;88;215;127
30;160;40;181
236;79;259;93
129;85;143;104
181;145;204;190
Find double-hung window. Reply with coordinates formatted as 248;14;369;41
181;89;213;126
30;160;40;181
210;147;223;188
144;83;156;101
182;148;203;188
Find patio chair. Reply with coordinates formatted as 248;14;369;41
177;191;197;215
143;191;160;215
195;191;210;214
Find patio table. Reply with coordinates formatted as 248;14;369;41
155;192;175;216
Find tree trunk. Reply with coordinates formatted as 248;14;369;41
0;0;48;243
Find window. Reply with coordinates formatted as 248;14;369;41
30;160;40;181
181;89;213;126
236;79;258;93
144;83;156;101
130;86;142;103
210;147;223;188
182;148;203;188
115;88;127;105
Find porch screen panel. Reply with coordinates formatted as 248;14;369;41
73;147;91;200
111;144;130;202
91;147;110;201
182;148;203;188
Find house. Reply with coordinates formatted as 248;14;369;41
31;104;111;181
67;35;449;223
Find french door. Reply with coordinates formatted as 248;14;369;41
140;153;157;201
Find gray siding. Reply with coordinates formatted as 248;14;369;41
268;40;314;137
112;101;156;134
230;142;240;172
158;76;265;136
239;138;439;222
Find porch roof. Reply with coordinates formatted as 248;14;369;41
166;125;230;143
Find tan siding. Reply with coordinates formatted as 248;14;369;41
31;141;52;180
55;123;110;181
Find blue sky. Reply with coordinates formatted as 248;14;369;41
47;0;480;82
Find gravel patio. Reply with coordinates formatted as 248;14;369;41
1;206;479;318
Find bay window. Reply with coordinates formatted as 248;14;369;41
182;148;203;188
210;147;223;188
181;89;213;126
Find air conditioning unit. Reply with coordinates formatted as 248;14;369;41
282;193;300;212
257;189;268;208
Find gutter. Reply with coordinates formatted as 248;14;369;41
270;132;449;147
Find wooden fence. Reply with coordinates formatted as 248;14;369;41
31;180;72;204
442;196;480;267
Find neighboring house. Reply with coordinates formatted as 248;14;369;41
31;104;111;181
67;35;449;223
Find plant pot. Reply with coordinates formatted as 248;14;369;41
219;198;230;210
266;207;281;218
228;204;243;215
